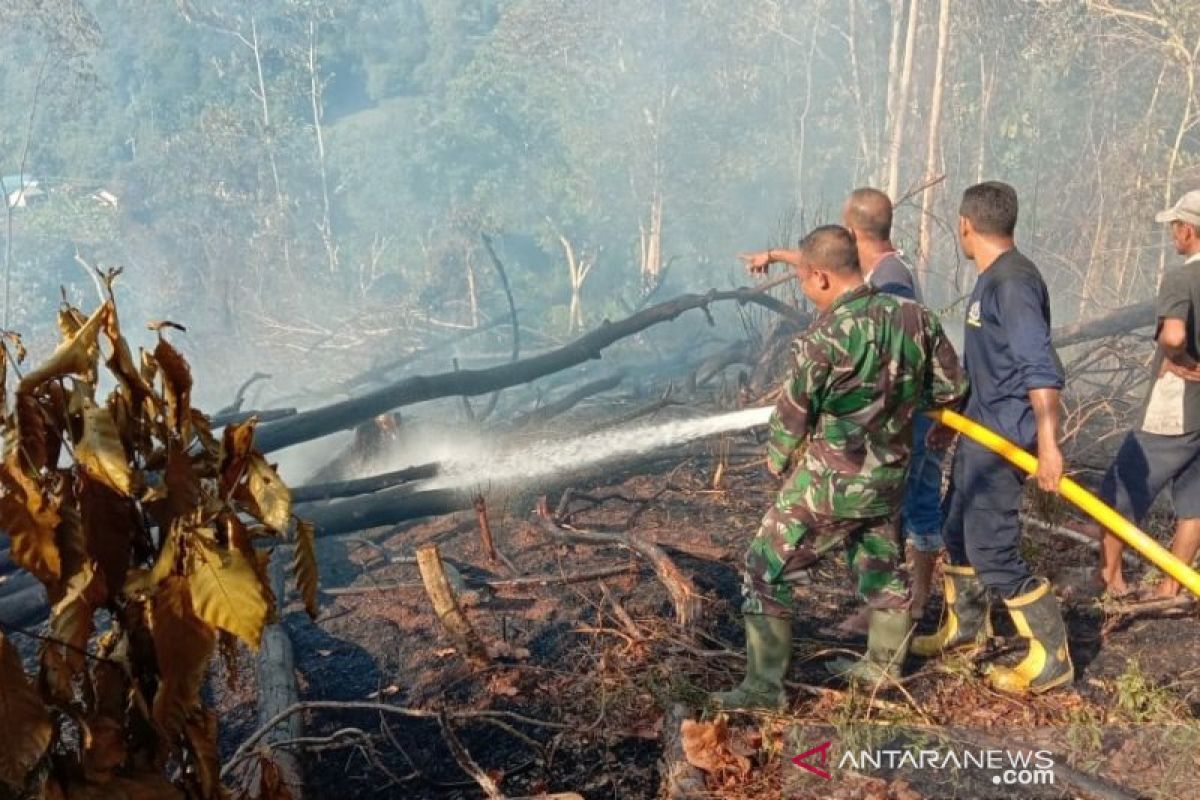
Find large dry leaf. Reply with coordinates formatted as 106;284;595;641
0;461;63;584
153;338;192;438
679;718;751;779
150;577;215;736
81;714;127;782
293;519;318;619
238;454;291;532
73;398;133;496
102;307;156;418
187;535;270;648
14;391;48;472
79;478;137;603
40;561;99;706
219;418;257;496
18;302;107;392
0;634;53;791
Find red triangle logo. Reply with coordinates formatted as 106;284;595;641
791;740;833;780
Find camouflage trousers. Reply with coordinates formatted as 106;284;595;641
741;502;911;618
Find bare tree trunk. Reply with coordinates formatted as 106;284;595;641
885;0;920;200
308;19;337;276
846;0;872;177
975;50;994;183
883;0;905;156
1157;41;1198;291
1116;58;1169;302
249;17;293;281
916;0;951;288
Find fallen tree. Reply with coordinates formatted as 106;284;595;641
1051;301;1154;347
255;286;808;453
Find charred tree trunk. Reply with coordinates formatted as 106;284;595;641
254;286;808;454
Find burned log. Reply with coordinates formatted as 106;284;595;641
290;462;439;503
1051;301;1154;347
255;286;809;453
210;406;298;429
254;556;305;798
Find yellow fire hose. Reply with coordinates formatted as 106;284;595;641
929;408;1200;601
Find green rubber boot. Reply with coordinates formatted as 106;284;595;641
710;614;792;711
911;564;991;657
824;608;912;682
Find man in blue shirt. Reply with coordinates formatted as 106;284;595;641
913;182;1074;695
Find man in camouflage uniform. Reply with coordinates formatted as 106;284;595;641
713;225;967;711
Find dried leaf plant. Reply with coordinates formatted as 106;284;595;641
0;274;318;800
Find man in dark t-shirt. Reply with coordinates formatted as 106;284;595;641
912;182;1074;695
1093;190;1200;600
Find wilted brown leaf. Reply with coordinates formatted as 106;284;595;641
82;714;128;782
79;478;137;603
145;441;200;533
150;577;215;736
219;418;257;496
0;633;53;791
680;718;751;779
292;519;318;619
41;561;99;706
102;307;157;417
234;754;297;800
14;391;48;472
187;534;271;648
239;454;291;532
154;338;192;438
73;398;133;496
18;302;107;392
0;460;63;584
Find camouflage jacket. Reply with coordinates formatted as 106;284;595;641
767;284;968;519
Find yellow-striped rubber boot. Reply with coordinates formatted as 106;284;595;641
986;578;1074;695
911;564;991;658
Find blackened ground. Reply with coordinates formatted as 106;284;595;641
213;422;1200;800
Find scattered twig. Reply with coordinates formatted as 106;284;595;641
533;497;702;630
438;710;507;800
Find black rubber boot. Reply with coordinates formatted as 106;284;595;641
987;578;1074;695
912;564;991;657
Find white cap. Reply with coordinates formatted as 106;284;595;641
1155;190;1200;226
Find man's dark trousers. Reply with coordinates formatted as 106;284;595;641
941;438;1030;598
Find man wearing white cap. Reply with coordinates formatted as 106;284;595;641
1095;189;1200;599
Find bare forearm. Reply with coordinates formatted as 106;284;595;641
1162;342;1199;370
1029;387;1060;448
766;248;804;268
